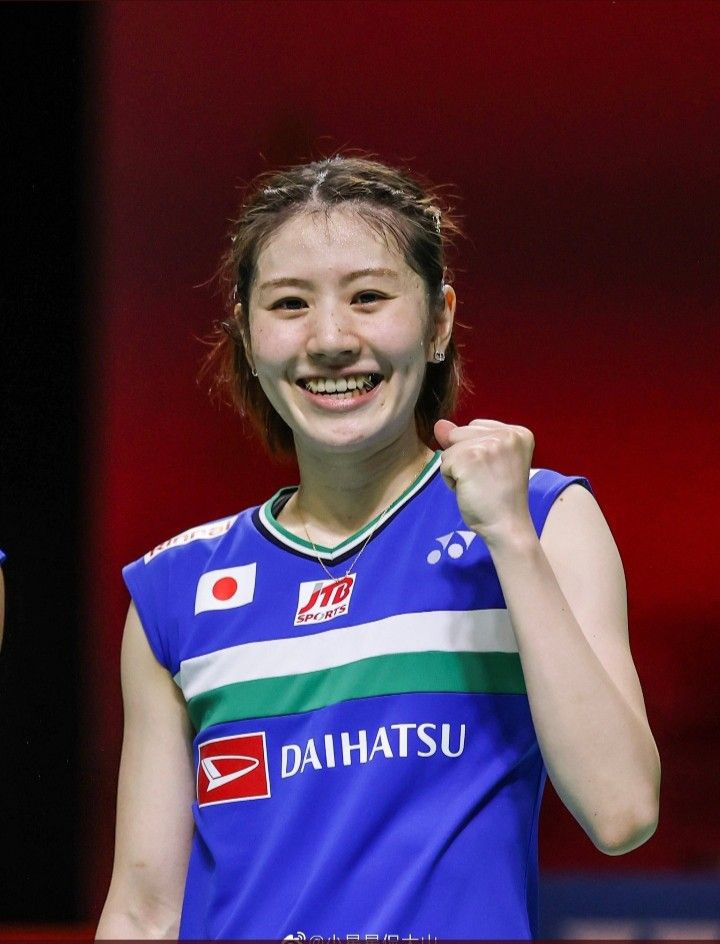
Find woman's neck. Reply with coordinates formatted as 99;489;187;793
282;432;434;544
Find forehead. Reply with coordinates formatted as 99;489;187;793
254;207;416;284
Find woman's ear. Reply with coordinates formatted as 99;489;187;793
426;283;456;362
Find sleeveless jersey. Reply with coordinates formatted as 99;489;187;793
123;453;592;940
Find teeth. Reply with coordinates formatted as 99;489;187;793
303;374;377;395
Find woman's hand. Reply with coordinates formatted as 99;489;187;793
434;418;536;545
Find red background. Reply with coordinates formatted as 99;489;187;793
85;0;720;918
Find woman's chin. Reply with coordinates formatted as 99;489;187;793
293;418;397;457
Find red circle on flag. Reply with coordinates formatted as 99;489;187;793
212;576;238;601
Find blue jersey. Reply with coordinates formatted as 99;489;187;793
123;453;592;940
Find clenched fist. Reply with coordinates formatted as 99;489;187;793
434;418;536;546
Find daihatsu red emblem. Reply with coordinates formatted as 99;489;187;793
197;732;270;806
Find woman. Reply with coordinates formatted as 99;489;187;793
97;155;660;940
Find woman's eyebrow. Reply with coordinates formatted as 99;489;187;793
259;267;400;292
259;277;312;291
342;267;400;285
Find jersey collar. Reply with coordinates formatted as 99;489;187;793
255;451;442;562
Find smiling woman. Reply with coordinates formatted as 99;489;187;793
209;157;463;459
234;207;454;490
97;154;659;941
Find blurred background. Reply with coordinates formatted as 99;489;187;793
1;0;719;937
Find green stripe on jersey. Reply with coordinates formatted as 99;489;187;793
177;609;519;699
187;650;525;731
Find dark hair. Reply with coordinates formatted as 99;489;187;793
204;152;466;456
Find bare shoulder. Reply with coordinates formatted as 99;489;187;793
538;483;655;723
540;483;623;580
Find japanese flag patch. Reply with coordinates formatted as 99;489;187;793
195;564;256;615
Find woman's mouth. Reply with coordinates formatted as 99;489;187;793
297;373;383;400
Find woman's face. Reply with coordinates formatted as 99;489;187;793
244;206;454;458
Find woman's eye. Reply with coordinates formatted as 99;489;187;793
272;298;306;311
355;292;383;305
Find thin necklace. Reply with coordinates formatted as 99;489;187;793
296;454;431;580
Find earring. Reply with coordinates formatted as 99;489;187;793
434;349;445;362
251;367;258;377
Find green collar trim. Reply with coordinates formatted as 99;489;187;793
257;451;442;561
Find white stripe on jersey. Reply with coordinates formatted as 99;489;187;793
176;608;518;697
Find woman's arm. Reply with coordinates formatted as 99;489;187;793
435;417;660;854
96;603;195;939
487;482;660;854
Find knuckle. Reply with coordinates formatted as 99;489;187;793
470;440;495;460
510;425;534;447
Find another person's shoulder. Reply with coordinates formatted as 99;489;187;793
0;549;5;648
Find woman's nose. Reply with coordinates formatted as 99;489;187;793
305;302;360;361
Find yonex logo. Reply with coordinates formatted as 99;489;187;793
197;733;270;805
426;531;477;564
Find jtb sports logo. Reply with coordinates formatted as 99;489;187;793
294;575;356;625
197;732;270;806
